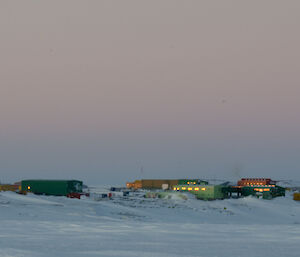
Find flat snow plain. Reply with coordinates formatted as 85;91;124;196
1;189;300;257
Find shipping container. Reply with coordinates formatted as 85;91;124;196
21;180;83;196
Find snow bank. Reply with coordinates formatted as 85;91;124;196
1;189;300;257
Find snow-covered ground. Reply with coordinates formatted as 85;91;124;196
1;189;300;257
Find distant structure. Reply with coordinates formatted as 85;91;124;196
127;177;285;200
21;180;83;198
126;179;208;190
237;178;276;186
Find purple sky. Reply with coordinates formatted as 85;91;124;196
1;1;300;184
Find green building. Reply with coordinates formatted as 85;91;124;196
192;185;228;200
173;184;228;200
21;180;83;196
241;185;285;199
178;179;208;185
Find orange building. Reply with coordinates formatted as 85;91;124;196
126;180;142;190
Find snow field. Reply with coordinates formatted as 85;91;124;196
1;190;300;257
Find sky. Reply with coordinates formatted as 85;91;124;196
0;0;300;185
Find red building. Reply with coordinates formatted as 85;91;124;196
237;178;276;186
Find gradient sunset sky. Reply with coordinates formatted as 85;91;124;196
1;1;300;184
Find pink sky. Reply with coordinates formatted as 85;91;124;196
1;1;300;183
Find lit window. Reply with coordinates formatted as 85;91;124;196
194;187;199;191
201;188;206;191
27;186;31;190
188;187;192;191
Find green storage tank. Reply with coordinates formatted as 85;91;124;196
21;180;83;196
